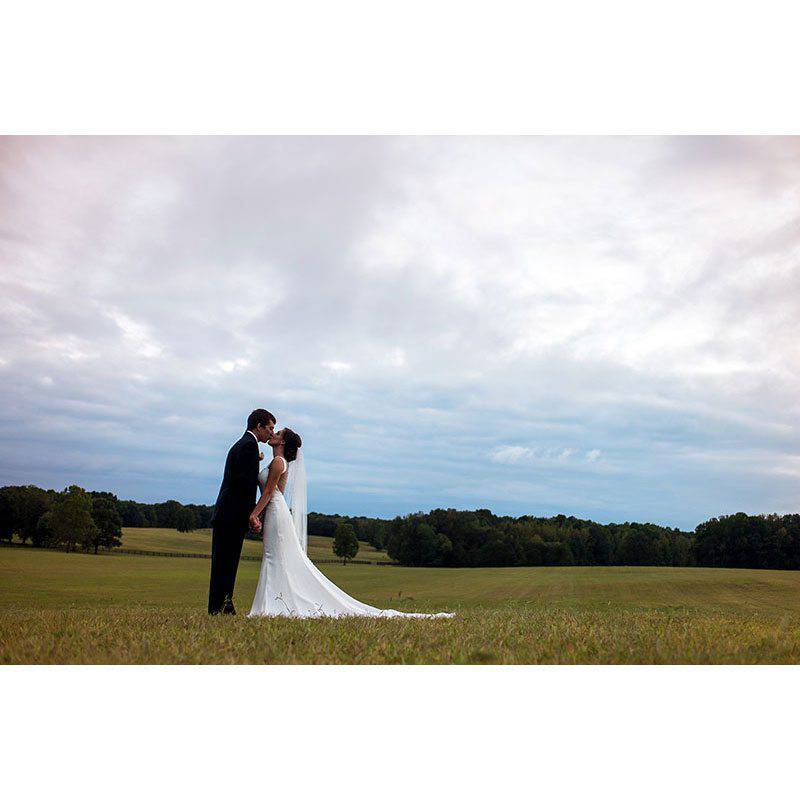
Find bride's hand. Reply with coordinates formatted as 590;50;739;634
249;513;262;533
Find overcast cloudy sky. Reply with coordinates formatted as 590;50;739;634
1;136;798;529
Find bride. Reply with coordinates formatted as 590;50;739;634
247;428;453;619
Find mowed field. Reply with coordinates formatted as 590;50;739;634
120;527;394;562
2;538;800;664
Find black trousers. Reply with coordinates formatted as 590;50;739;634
208;523;246;614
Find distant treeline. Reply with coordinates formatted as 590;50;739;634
116;498;214;531
1;484;798;570
384;509;694;567
694;513;800;570
0;485;123;553
312;508;800;570
0;485;389;550
118;500;393;547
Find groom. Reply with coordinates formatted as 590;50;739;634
208;408;275;614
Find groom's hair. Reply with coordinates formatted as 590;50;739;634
247;409;276;430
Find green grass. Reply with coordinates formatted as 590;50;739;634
120;527;394;562
2;546;799;663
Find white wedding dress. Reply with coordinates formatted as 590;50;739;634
248;453;453;619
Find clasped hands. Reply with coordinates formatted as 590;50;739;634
249;512;262;534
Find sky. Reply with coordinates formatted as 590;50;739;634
1;136;798;530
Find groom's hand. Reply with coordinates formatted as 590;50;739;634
249;513;262;534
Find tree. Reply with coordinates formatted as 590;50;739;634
0;485;52;543
617;528;657;566
308;512;341;538
364;520;387;551
0;487;16;541
44;486;98;551
333;522;359;565
155;499;182;528
522;534;546;566
88;492;123;553
476;531;520;566
119;500;148;527
385;518;453;566
414;522;453;566
34;511;58;548
693;512;792;569
543;539;574;566
175;506;197;533
588;524;611;565
186;503;213;529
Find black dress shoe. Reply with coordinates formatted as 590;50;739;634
221;595;236;615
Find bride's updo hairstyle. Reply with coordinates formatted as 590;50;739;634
283;428;302;462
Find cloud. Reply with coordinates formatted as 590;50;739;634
491;445;597;465
491;446;534;464
322;361;353;374
1;136;799;529
105;309;163;358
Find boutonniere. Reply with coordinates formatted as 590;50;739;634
259;451;265;461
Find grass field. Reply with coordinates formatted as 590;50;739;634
120;527;394;562
2;541;800;664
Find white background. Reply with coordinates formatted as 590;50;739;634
3;0;799;133
4;666;798;798
2;1;798;798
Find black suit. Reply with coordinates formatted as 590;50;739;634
208;431;260;613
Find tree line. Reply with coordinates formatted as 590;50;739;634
308;512;389;550
0;485;209;552
383;509;695;567
380;508;800;569
386;509;800;569
2;484;798;569
116;498;214;531
0;485;123;553
693;512;800;570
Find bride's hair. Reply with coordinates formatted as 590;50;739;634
283;428;302;462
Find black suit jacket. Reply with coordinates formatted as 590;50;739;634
210;432;260;530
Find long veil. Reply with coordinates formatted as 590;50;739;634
285;450;307;553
